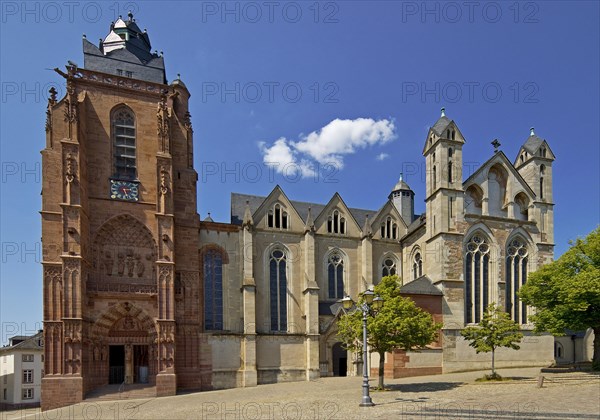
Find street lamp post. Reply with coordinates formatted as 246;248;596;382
341;289;384;407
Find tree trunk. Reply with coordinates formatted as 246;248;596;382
491;348;495;376
593;327;600;370
378;351;385;389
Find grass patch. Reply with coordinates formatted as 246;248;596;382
475;373;510;382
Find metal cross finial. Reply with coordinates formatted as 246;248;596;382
491;139;501;153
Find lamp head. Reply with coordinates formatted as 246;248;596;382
372;296;384;310
341;295;354;310
363;289;375;305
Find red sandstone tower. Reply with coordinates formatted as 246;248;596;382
41;14;205;410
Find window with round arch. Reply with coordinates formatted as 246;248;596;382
327;210;346;234
267;203;288;229
380;216;398;239
113;108;136;180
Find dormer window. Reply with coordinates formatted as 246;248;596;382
452;130;456;140
327;210;346;234
267;203;288;229
380;216;398;240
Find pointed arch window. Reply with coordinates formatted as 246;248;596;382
412;252;423;280
327;251;345;299
269;249;287;332
268;203;288;229
382;256;398;279
380;216;398;239
506;238;529;324
465;234;490;323
112;107;136;180
203;249;223;330
327;210;346;234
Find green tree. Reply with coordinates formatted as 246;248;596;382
461;304;523;378
337;276;441;389
518;227;600;369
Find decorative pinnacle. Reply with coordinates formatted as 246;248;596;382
530;127;535;136
399;172;403;182
440;107;446;117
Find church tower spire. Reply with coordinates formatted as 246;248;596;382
389;173;414;225
82;12;166;84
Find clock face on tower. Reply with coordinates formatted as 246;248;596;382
110;180;140;202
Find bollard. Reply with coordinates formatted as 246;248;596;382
537;375;545;388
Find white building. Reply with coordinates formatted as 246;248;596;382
0;331;43;409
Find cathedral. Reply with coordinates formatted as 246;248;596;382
40;15;555;410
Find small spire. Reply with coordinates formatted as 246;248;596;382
128;11;133;21
530;127;535;136
440;107;446;117
242;200;254;227
304;207;315;233
399;172;403;182
361;215;372;239
177;73;181;80
82;34;86;39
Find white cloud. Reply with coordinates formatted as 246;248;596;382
376;153;390;161
259;118;396;178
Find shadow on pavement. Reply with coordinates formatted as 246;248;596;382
383;381;464;393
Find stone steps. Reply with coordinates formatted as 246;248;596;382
85;384;156;401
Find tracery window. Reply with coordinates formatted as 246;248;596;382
506;238;529;324
327;210;346;234
267;203;289;229
327;251;345;299
112;107;136;180
269;248;287;332
382;256;397;279
412;251;423;280
203;249;223;330
465;234;490;323
380;216;398;239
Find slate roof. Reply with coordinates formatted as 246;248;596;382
522;134;545;155
391;177;412;192
82;14;167;84
231;192;375;228
400;276;443;296
0;332;43;354
431;116;452;136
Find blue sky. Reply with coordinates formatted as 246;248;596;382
1;1;598;343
